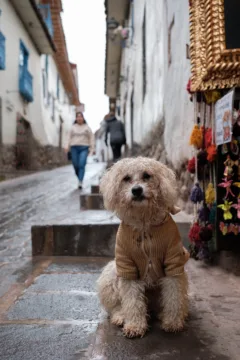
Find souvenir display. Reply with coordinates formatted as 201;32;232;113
188;91;240;262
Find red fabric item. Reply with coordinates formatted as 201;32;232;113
188;222;201;243
186;79;192;94
207;144;217;162
204;128;212;148
187;157;196;173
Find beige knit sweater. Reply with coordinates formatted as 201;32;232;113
68;124;95;152
115;215;189;281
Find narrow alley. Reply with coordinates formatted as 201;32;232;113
0;164;240;359
1;0;240;359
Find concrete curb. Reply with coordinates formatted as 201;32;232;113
31;221;190;257
80;194;104;210
32;224;118;257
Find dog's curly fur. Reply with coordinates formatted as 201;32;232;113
97;157;189;338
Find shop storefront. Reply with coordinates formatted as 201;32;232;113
187;0;240;261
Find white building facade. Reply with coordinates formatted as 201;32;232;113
105;0;194;170
0;0;79;174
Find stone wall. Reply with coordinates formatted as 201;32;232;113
132;120;194;214
0;142;69;180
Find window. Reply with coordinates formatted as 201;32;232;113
142;7;146;101
131;1;134;45
19;41;33;102
168;16;175;67
45;55;49;77
38;4;53;37
51;97;55;122
57;74;60;100
42;70;46;99
0;32;6;70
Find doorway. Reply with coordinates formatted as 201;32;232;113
59;116;63;149
16;115;31;170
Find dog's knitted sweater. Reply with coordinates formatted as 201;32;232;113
115;215;189;281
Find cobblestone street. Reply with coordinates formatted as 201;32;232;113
0;164;240;359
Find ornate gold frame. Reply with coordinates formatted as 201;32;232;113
190;0;240;92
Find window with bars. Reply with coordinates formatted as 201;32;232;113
142;7;146;101
0;32;6;70
168;16;175;67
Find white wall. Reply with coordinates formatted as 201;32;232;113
0;0;75;149
0;0;47;145
120;0;194;168
40;55;75;148
162;0;194;168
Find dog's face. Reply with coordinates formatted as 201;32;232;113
100;157;177;220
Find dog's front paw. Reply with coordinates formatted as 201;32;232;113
111;312;125;327
161;318;185;333
123;322;147;338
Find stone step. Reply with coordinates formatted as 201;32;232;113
32;223;119;257
31;211;192;257
91;185;100;194
80;194;104;210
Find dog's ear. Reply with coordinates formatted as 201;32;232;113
170;205;181;215
156;163;178;210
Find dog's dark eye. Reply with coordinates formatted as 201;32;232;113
143;172;151;180
123;175;131;182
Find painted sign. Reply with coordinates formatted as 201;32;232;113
215;89;235;146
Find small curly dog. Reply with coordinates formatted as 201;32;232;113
97;157;189;338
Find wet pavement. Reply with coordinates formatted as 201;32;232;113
89;261;240;360
0;163;106;304
1;164;240;359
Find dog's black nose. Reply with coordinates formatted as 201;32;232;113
132;185;143;197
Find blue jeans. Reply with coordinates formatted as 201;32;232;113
70;146;89;182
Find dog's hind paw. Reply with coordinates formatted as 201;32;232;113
123;323;147;338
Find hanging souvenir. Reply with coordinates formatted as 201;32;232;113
209;202;217;224
205;183;215;204
230;140;239;156
204;90;221;105
219;222;229;235
233;182;240;189
199;225;213;242
190;183;204;203
207;144;217;162
221;144;228;155
204;128;212;148
188;222;201;243
199;205;210;223
223;156;238;177
189;125;203;149
187;157;195;173
197;150;208;166
231;197;240;219
218;178;235;199
228;223;239;235
218;200;233;220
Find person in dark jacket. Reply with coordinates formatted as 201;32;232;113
104;112;126;161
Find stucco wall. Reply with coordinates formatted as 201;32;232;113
0;0;75;149
162;0;194;168
120;0;194;168
0;0;47;145
40;55;75;148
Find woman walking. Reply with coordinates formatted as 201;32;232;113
66;112;95;189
